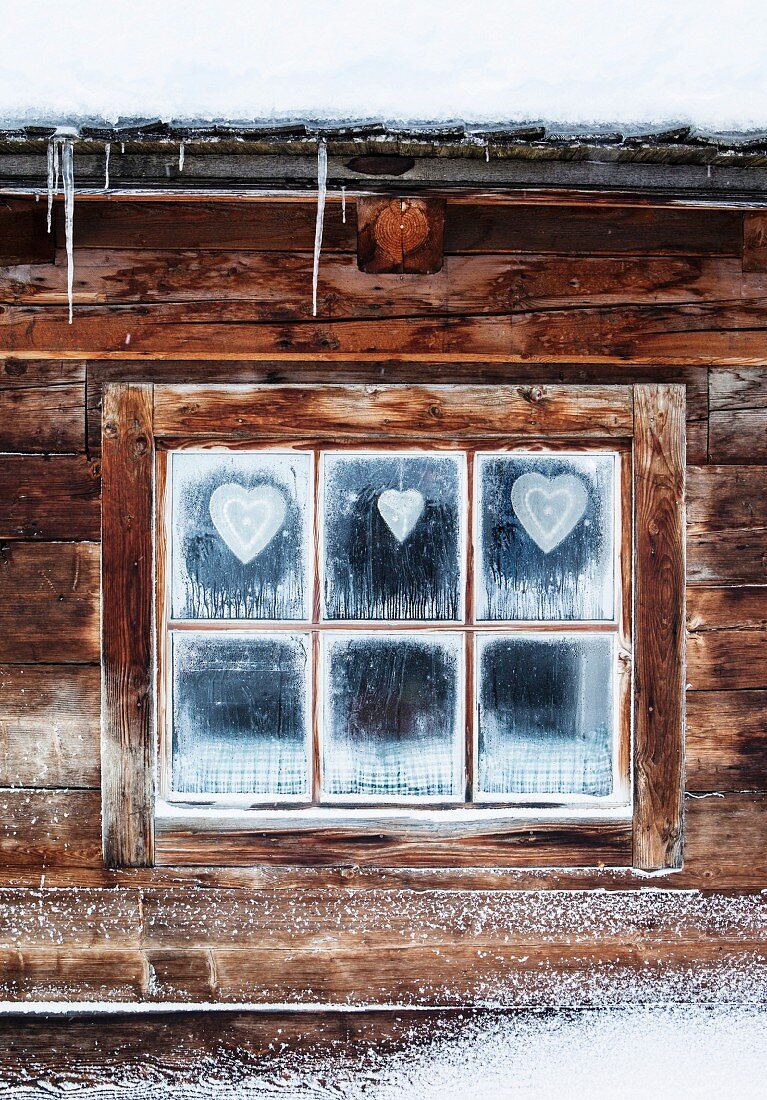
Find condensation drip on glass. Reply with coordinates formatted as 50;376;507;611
312;139;328;317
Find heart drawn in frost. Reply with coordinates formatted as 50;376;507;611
510;472;588;554
377;489;425;544
209;483;287;564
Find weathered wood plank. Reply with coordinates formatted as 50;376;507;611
709;408;767;462
687;586;767;631
444;204;744;255
687;465;767;584
101;383;155;868
88;358;706;455
0;198;54;265
0;665;100;787
4;298;767;363
65;200;355;252
154;817;633;869
0;357;85;388
0;456;100;539
0;793;762;890
153;383;634;439
0;381;85;452
0;947;146;1000
140;887;767;950
0;789;103;870
0;888;141;946
0;542;99;663
357;197;445;274
0;251;751;313
686;690;767;790
61;200;743;257
709;366;767;411
632;384;686;870
743;211;767;272
687;631;767;690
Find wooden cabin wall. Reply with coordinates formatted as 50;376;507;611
0;195;765;1007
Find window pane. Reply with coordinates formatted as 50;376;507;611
171;632;310;798
322;453;464;621
321;633;463;800
476;453;616;621
171;451;311;620
476;634;614;799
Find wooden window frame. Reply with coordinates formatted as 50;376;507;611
102;381;685;872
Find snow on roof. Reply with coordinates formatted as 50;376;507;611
1;0;766;131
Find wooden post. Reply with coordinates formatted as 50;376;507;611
101;383;155;867
633;383;686;870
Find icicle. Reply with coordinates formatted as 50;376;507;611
46;139;56;232
312;139;328;318
178;142;185;172
485;142;490;163
104;143;110;190
61;138;75;325
341;184;346;224
121;142;125;154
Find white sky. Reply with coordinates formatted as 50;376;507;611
0;0;766;129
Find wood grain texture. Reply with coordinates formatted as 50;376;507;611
686;690;767;790
59;199;742;256
0;380;85;452
687;631;767;690
153;382;633;439
709;366;767;411
0;250;753;313
0;198;54;265
154;818;633;869
0;456;100;539
687;466;767;583
1;357;85;388
632;384;686;870
443;203;743;256
743;212;767;272
87;358;706;456
357;197;445;274
0;664;100;787
0;542;99;663
687;585;767;631
3;296;767;363
101;383;155;867
709;408;767;462
0;789;103;871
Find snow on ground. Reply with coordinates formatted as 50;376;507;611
3;1007;767;1098
1;0;766;130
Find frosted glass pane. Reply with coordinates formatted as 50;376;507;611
476;634;614;798
476;453;616;621
322;453;464;621
322;633;463;799
171;632;310;797
171;451;311;620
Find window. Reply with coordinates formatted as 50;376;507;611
101;381;685;872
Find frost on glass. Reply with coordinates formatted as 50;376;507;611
476;453;616;621
171;632;310;797
171;451;311;620
322;634;463;800
322;453;464;621
476;634;614;798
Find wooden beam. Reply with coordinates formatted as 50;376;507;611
743;212;767;272
357;197;445;273
101;383;155;868
152;383;634;439
0;198;54;265
632;384;686;870
0;456;100;539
